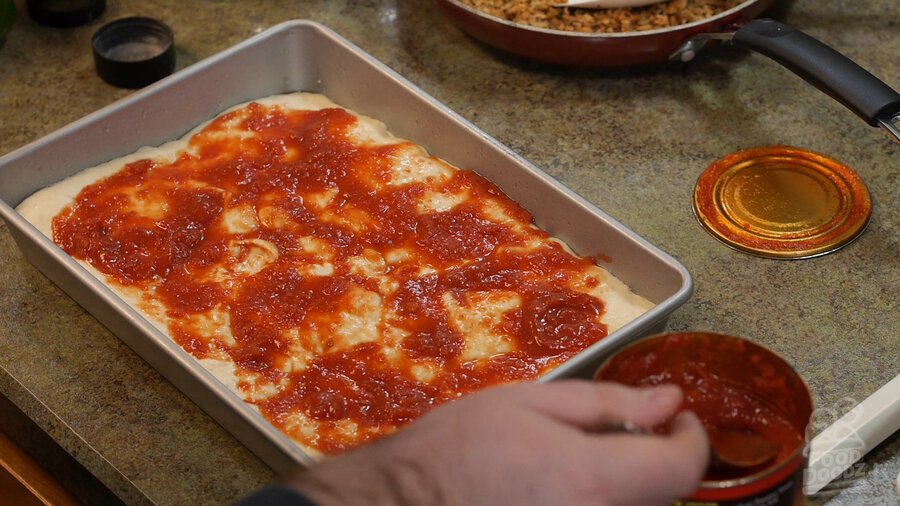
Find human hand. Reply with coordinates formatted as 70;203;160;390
287;380;709;506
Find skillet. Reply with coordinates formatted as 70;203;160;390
434;0;900;142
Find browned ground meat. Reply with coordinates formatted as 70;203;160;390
459;0;747;33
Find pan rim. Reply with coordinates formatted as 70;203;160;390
440;0;761;38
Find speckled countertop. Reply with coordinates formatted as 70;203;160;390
0;0;897;504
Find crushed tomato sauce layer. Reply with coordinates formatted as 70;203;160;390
52;102;610;454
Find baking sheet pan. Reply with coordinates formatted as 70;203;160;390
0;20;692;474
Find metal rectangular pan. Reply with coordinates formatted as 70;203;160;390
0;20;692;475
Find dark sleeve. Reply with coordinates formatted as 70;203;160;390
234;484;318;506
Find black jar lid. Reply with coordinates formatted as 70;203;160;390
92;16;175;89
27;0;106;28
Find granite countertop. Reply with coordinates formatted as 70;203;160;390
0;0;897;504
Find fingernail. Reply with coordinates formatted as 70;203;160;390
642;384;680;404
671;410;704;432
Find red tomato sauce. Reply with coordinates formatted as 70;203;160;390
52;102;612;454
596;333;805;481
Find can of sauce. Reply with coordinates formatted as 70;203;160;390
594;332;813;505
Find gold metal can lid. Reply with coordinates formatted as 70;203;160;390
693;146;872;259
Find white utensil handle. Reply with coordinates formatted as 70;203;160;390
804;373;900;495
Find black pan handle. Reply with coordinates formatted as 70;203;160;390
733;19;900;127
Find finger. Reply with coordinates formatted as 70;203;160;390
664;410;711;492
502;380;683;431
580;410;710;503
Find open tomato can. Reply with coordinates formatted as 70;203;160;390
594;332;813;505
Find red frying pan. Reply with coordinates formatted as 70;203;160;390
434;0;900;142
